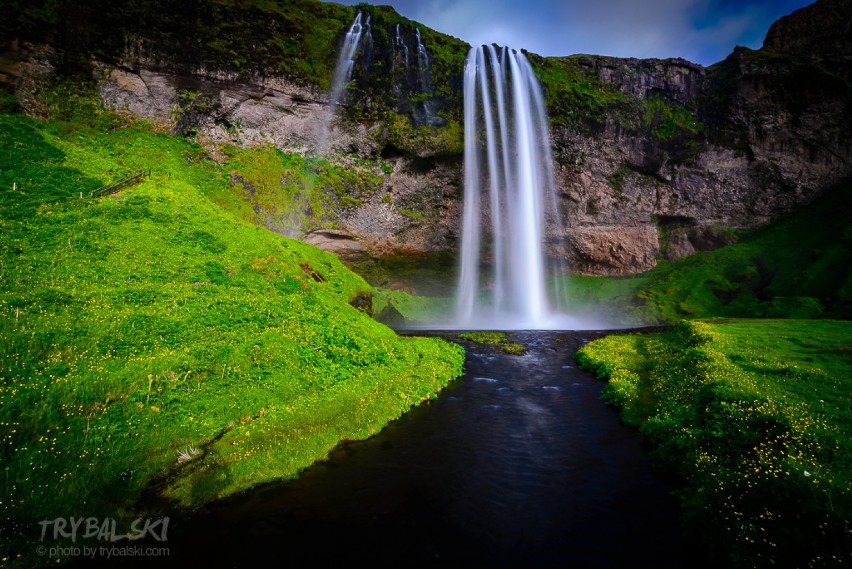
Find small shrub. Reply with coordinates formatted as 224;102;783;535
458;331;507;344
500;342;526;355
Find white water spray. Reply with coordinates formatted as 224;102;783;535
413;28;439;124
453;46;572;330
328;13;371;110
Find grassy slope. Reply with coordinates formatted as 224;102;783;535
557;180;852;325
210;144;387;234
378;146;850;567
0;104;464;547
642;183;852;321
569;175;851;567
577;320;851;567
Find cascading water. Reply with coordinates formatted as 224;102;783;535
454;45;572;330
328;12;371;111
320;12;372;151
413;28;441;125
415;29;430;90
395;24;409;71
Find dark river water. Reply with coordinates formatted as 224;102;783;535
92;330;694;568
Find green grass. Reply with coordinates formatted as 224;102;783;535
457;331;507;344
642;96;703;140
577;320;851;568
553;181;852;325
382;111;465;156
500;342;526;355
528;55;632;130
212;144;383;235
550;273;657;325
373;288;452;324
0;104;464;563
642;182;852;321
456;332;526;354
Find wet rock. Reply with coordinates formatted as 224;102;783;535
302;230;369;262
375;303;405;327
348;291;373;317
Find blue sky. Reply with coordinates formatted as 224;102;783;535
326;0;815;66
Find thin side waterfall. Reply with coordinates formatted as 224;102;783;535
328;13;370;110
415;28;430;91
395;24;409;71
320;12;371;151
414;28;439;124
454;45;571;329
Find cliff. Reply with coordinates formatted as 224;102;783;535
2;0;850;276
542;36;852;273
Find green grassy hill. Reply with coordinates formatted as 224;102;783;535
556;179;852;325
642;184;852;321
0;93;463;561
567;177;852;567
577;319;851;568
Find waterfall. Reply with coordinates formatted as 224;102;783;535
328;13;371;110
454;46;569;329
415;28;430;91
414;28;440;125
395;24;409;71
321;12;371;151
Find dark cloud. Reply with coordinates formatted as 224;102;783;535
326;0;815;65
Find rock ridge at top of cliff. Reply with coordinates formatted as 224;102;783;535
762;0;852;62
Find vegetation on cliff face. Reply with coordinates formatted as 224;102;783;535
577;320;851;568
341;4;468;124
642;95;703;140
2;0;470;128
529;54;706;147
212;143;386;234
3;0;353;87
527;54;633;130
2;5;850;569
381;110;464;156
0;86;464;565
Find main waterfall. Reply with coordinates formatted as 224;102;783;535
454;45;569;329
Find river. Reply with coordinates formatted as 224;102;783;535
95;330;693;567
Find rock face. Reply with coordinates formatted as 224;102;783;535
762;0;852;59
94;63;376;155
541;0;852;274
548;37;852;273
2;0;850;276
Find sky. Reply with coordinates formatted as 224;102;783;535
326;0;815;66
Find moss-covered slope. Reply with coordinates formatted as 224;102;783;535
0;101;464;547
